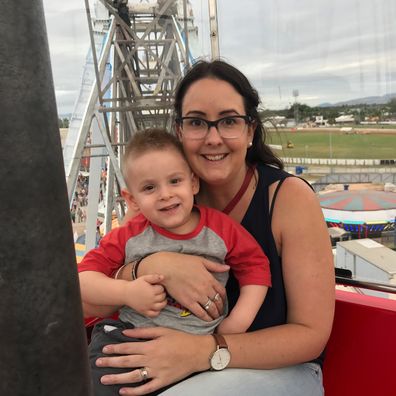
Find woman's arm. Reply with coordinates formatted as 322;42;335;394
226;176;334;367
94;178;335;394
118;252;229;321
82;251;229;320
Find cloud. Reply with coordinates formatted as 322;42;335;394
214;0;396;108
43;0;90;115
43;0;396;113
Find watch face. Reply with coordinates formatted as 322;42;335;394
211;348;231;370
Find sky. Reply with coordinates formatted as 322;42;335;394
43;0;396;116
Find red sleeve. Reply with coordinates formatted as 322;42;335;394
203;207;271;287
77;215;146;277
77;227;127;277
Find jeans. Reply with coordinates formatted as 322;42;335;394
159;363;323;396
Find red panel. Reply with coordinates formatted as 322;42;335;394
323;290;396;396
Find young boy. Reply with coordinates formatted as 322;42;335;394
78;128;271;395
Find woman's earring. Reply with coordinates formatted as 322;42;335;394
248;142;253;147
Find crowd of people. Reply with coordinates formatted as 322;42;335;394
70;174;89;224
71;169;109;223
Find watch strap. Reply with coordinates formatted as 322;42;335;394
212;333;228;350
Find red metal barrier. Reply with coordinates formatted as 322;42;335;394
323;290;396;396
85;289;396;395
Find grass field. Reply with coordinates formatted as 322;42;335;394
267;129;396;159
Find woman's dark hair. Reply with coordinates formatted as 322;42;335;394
174;59;283;169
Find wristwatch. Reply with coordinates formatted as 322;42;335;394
209;334;231;370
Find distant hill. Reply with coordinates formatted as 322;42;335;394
318;93;396;107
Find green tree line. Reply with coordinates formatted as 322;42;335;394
260;98;396;124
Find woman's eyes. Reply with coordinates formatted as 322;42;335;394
188;118;205;127
220;117;237;126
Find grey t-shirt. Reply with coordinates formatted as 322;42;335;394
119;222;229;334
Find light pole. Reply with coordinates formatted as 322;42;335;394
329;130;333;173
292;89;299;126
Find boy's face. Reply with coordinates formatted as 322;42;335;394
122;148;199;234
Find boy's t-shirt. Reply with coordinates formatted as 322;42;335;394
79;205;271;334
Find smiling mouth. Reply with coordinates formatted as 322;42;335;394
160;203;180;211
202;154;228;161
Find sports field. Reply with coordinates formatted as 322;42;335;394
267;128;396;159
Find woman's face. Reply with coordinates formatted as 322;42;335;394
177;78;254;188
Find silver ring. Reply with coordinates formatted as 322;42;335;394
203;298;212;311
139;367;149;381
212;292;220;302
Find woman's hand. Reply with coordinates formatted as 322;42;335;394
97;327;214;395
139;252;229;321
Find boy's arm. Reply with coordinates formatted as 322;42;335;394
79;271;167;318
216;285;268;334
79;270;131;307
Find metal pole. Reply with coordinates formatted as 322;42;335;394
183;0;190;67
394;217;396;248
329;130;333;173
208;0;220;59
0;1;92;395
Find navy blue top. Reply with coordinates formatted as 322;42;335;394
226;163;325;366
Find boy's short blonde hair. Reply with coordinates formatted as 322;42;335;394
122;128;189;184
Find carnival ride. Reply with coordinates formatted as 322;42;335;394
320;189;396;237
63;0;205;252
1;1;396;395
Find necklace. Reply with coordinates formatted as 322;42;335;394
222;165;256;215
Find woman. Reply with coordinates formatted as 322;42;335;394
85;60;335;395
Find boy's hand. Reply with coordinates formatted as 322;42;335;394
123;274;167;318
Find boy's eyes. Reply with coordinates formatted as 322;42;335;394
141;178;182;192
142;185;155;192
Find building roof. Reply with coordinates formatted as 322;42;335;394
328;227;350;238
336;239;396;274
319;190;396;225
319;190;396;211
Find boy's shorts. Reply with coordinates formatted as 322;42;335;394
89;318;170;396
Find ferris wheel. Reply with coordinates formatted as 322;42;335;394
63;0;219;250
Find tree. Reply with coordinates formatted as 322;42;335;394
286;103;313;121
62;118;69;128
58;117;70;128
388;98;396;115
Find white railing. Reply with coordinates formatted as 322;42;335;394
281;157;396;167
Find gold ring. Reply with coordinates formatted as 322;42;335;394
140;367;149;381
212;293;220;302
203;298;212;311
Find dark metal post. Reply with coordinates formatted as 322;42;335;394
0;1;92;395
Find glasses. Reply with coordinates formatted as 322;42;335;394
176;115;252;140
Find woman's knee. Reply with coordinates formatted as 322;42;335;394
159;364;323;396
